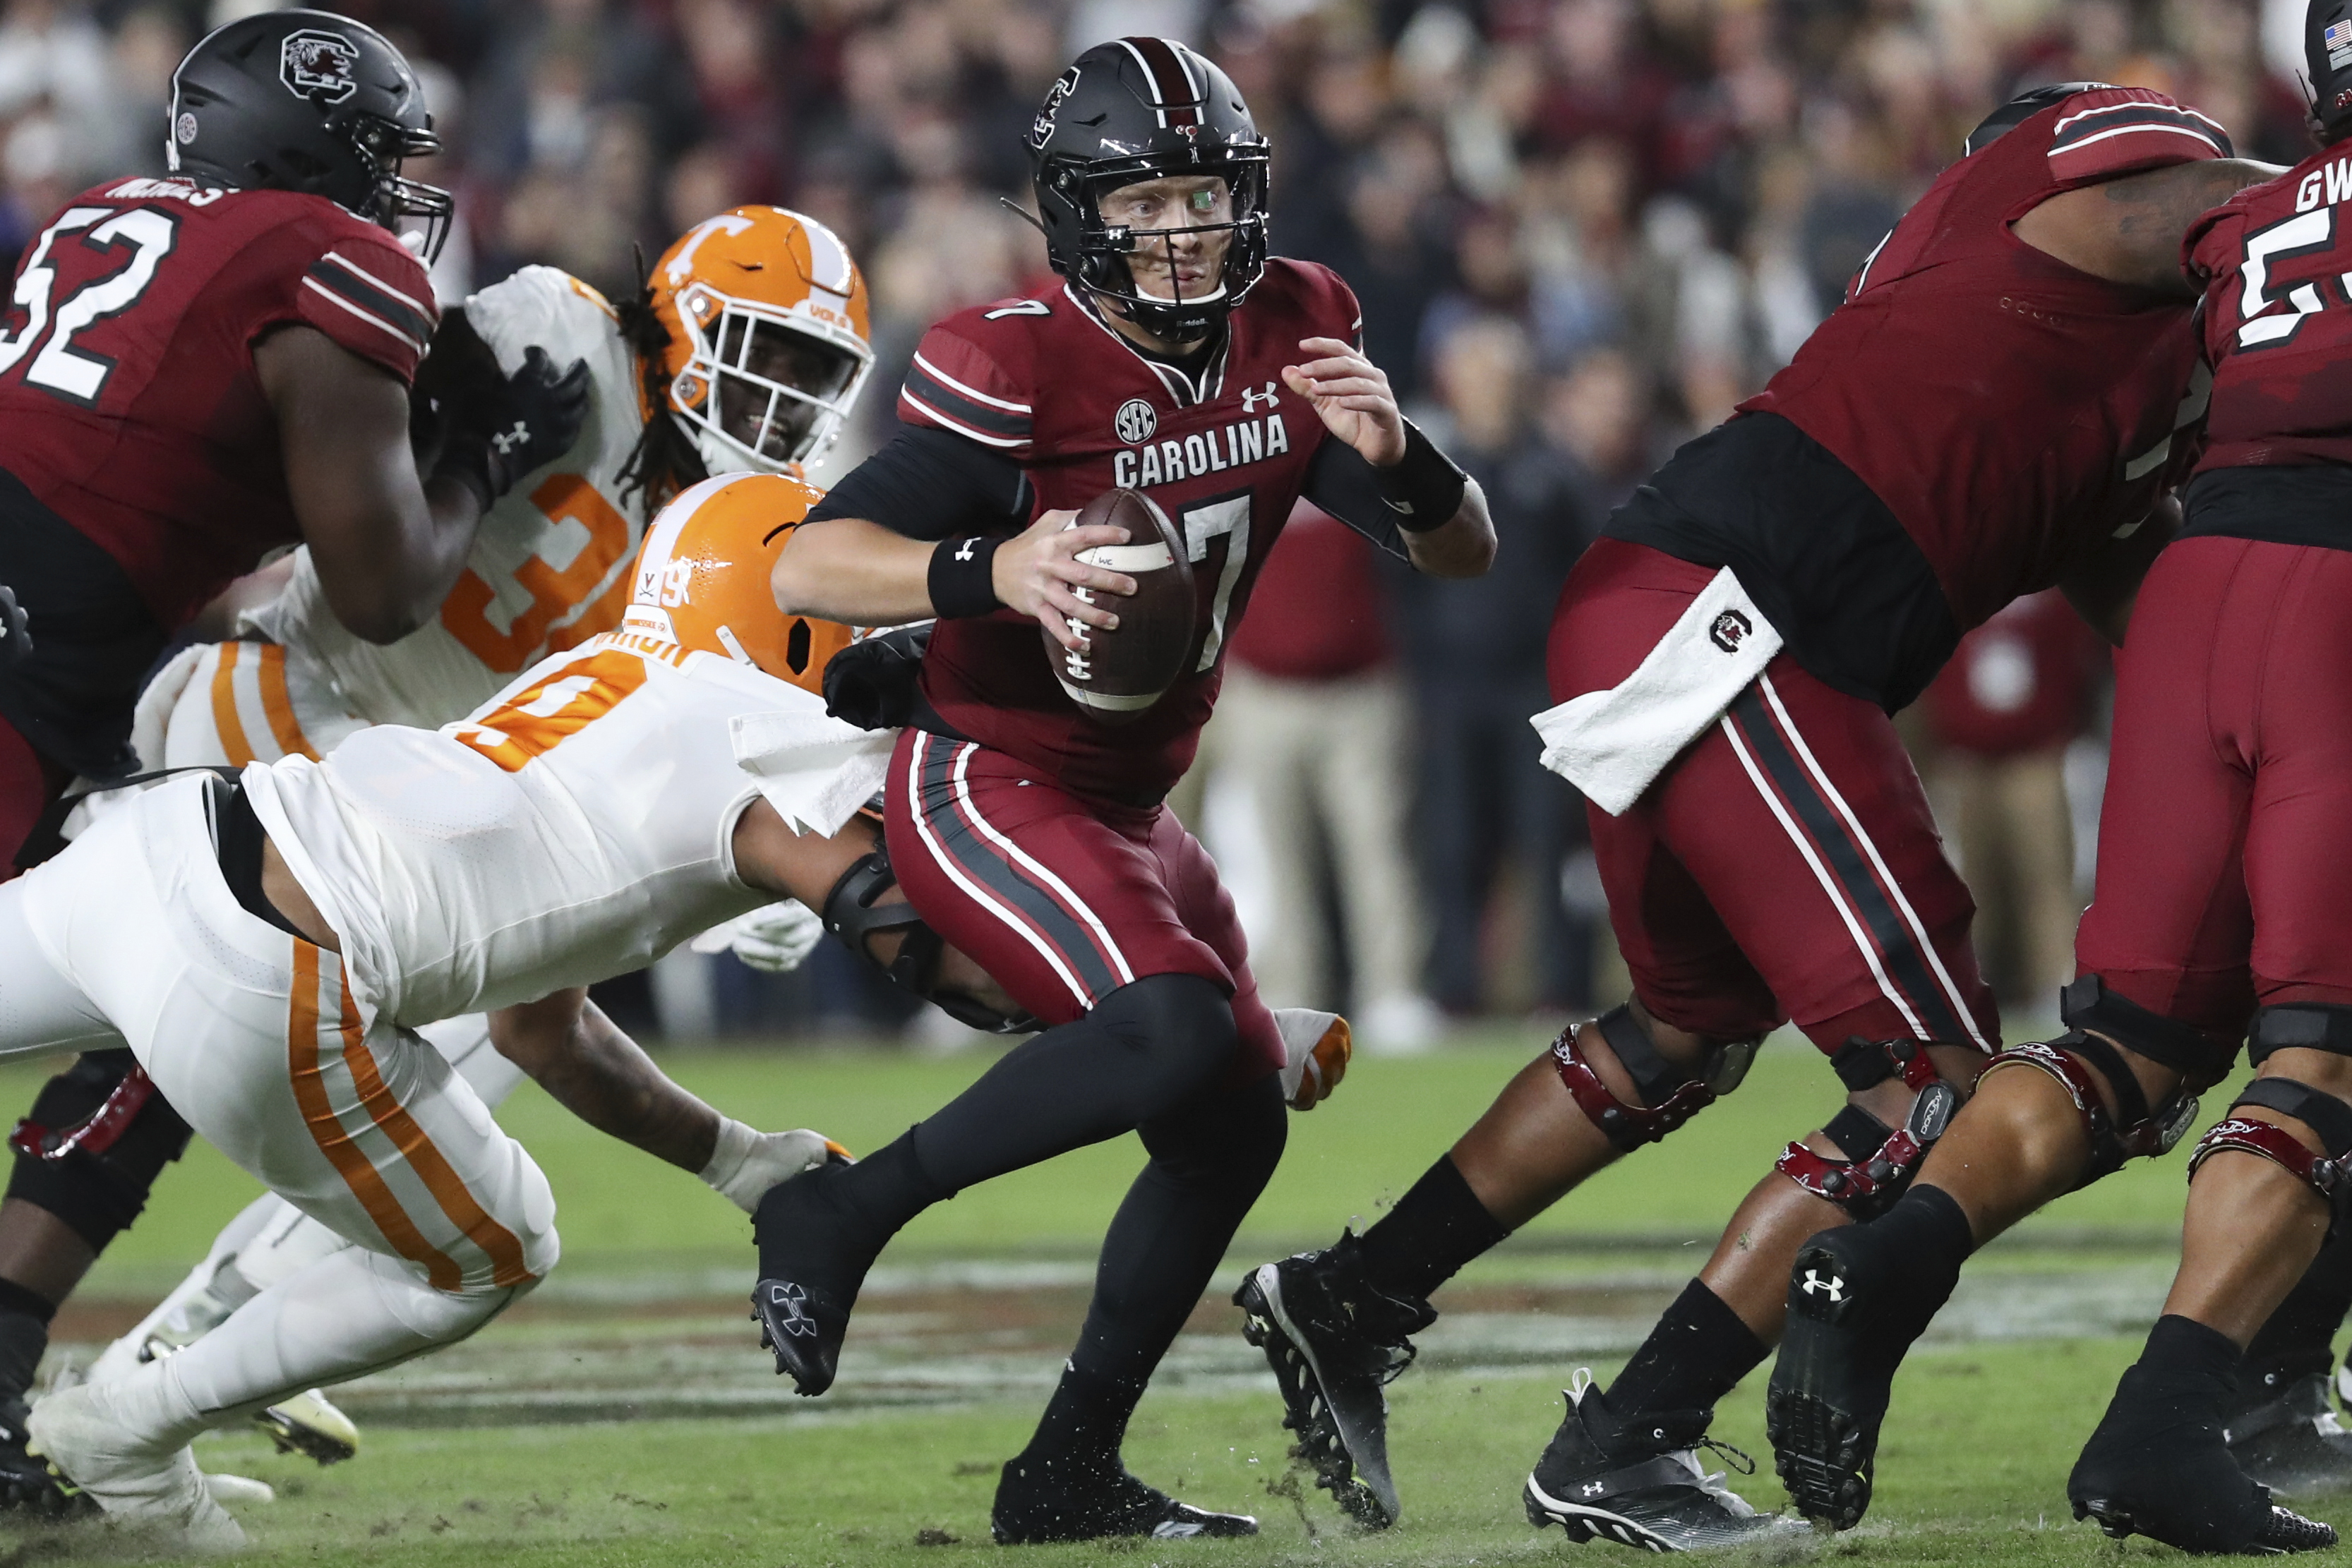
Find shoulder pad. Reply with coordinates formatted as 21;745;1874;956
464;265;620;374
899;314;1035;453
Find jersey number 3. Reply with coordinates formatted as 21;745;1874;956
0;206;179;404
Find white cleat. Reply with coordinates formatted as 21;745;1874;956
25;1382;246;1551
203;1472;275;1508
252;1389;359;1465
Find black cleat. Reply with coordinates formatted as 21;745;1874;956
2228;1373;2352;1497
1766;1233;1908;1531
992;1450;1258;1543
750;1276;851;1397
0;1397;92;1518
1235;1234;1434;1528
1523;1373;1792;1553
2074;1356;2338;1554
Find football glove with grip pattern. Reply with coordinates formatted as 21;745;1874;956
429;344;593;510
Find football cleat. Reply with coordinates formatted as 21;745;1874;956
750;1276;851;1397
0;1394;92;1516
203;1472;275;1507
252;1388;359;1465
1523;1372;1792;1553
1765;1234;1904;1531
1234;1234;1434;1528
2226;1372;2352;1497
2075;1358;2336;1555
25;1382;245;1551
992;1450;1258;1543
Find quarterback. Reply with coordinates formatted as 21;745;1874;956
758;36;1492;1544
52;202;872;1473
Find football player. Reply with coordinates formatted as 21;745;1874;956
0;8;591;1512
1231;84;2286;1547
1781;4;2352;1554
0;473;949;1547
750;37;1492;1544
54;203;874;1473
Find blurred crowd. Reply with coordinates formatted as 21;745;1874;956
0;0;2314;1042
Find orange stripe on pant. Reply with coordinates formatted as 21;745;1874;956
255;645;319;762
332;970;535;1289
209;642;257;768
285;945;464;1293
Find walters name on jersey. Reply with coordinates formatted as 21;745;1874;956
246;266;647;731
897;261;1362;804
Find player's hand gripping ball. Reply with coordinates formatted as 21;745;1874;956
1041;489;1196;725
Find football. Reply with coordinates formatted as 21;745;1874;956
1041;488;1197;725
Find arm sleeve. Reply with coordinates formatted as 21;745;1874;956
806;423;1032;541
2046;90;2232;185
291;224;438;384
1300;437;1412;562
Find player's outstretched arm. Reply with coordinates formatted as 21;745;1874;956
1285;336;1496;578
2013;158;2284;297
773;511;1136;651
258;325;487;644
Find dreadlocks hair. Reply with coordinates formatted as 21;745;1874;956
615;244;709;512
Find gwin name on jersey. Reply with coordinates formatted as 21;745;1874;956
1111;411;1292;489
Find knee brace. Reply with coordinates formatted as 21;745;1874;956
1977;978;2216;1186
6;1049;193;1251
2188;1076;2352;1233
822;843;1035;1035
1775;1037;1962;1217
1551;1006;1759;1152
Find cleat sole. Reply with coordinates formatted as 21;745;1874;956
1765;1387;1871;1531
1235;1267;1394;1529
1524;1474;1675;1553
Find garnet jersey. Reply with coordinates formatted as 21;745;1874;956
0;177;432;633
245;266;647;730
2185;145;2352;472
1679;88;2223;704
894;260;1360;804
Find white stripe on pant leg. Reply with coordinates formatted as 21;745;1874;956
1720;714;1930;1040
903;735;1094;1011
1756;674;1991;1051
946;744;1136;987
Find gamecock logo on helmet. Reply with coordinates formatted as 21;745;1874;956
1710;609;1753;653
280;30;360;106
1114;398;1157;445
1029;66;1081;150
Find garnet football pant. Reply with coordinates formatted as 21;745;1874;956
884;730;1285;1080
1548;539;1998;1052
2075;536;2352;1042
0;776;552;1442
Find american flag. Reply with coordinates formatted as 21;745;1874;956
2330;18;2352;50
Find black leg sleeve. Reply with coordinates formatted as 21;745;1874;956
1024;1074;1289;1463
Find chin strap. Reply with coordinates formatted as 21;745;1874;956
1552;1006;1758;1152
1774;1037;1962;1217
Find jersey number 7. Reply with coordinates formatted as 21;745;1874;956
0;206;179;405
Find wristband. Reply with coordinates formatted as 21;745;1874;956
928;535;1004;618
1372;418;1468;533
700;1116;757;1193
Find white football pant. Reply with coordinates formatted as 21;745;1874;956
3;778;555;1455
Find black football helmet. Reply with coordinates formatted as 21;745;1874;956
1964;82;2112;156
166;9;452;263
2309;0;2352;142
1027;37;1271;341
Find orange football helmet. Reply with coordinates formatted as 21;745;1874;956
623;471;857;696
647;206;874;476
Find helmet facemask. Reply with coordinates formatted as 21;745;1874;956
344;112;454;264
667;284;874;474
1050;150;1270;342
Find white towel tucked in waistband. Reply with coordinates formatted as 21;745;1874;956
731;711;897;837
1529;567;1782;816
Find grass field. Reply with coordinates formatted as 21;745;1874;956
0;1032;2322;1564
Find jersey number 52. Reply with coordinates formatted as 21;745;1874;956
0;206;179;405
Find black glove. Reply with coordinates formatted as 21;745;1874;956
431;345;593;510
822;624;931;730
0;584;32;669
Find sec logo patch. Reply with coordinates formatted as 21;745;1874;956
1115;398;1157;445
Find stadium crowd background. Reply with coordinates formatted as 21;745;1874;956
0;0;2310;1044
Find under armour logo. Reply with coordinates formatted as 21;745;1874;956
1800;1269;1844;1303
955;538;978;562
766;1281;818;1338
1240;381;1280;412
490;420;531;455
1582;1481;1606;1497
